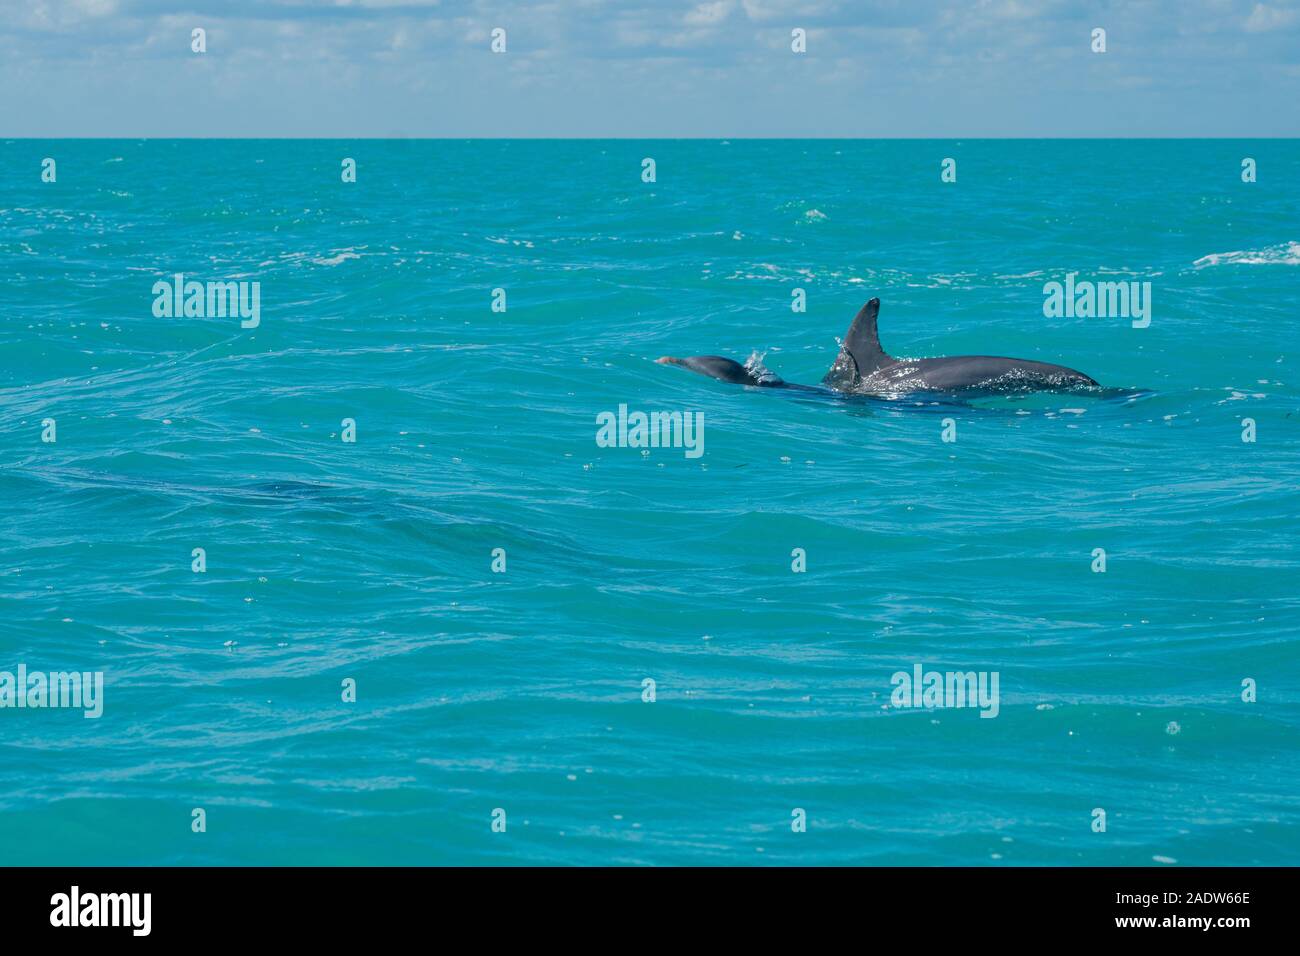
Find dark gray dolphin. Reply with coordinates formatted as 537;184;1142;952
658;298;1098;395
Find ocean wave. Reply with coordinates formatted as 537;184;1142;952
1192;241;1300;267
310;250;363;266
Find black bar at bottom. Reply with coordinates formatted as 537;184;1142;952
0;866;1279;940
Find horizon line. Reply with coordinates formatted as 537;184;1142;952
6;135;1300;141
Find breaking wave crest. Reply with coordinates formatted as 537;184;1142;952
1192;241;1300;268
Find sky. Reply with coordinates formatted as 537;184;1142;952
1;0;1298;137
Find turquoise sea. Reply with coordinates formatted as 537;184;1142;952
1;140;1297;866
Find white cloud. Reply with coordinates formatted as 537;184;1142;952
685;1;733;27
1244;3;1299;33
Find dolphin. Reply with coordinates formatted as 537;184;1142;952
657;298;1099;396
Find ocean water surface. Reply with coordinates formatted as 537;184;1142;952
1;139;1297;865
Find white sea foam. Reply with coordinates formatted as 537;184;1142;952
312;250;362;266
1193;241;1300;267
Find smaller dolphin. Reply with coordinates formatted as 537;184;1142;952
658;298;1099;396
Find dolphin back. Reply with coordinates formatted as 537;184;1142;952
823;298;892;389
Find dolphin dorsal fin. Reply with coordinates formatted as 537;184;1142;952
822;298;890;388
